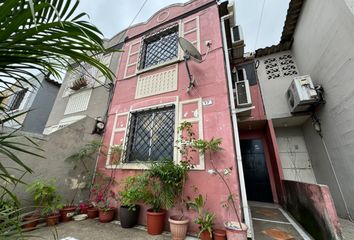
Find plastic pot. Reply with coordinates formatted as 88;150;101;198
87;207;99;219
213;229;226;240
224;222;248;240
22;214;40;231
168;215;189;240
47;213;60;226
146;208;166;235
119;205;140;228
99;208;115;223
199;230;212;240
60;205;77;222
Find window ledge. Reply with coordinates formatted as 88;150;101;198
136;57;182;75
105;162;205;171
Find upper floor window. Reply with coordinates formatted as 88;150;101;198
125;106;175;162
139;25;179;70
9;89;27;111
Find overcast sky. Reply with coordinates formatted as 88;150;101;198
76;0;290;52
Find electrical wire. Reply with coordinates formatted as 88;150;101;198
254;0;266;51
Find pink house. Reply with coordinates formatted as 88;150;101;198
95;0;242;234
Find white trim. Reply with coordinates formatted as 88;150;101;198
181;15;200;52
278;208;313;240
106;98;179;169
124;40;141;79
178;98;204;170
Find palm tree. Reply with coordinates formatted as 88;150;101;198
0;0;115;238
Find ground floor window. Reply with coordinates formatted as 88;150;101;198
125;105;175;162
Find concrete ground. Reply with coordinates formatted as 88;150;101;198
249;202;313;240
31;219;173;240
340;218;354;240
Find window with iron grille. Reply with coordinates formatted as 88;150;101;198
124;106;175;162
139;25;179;70
9;89;27;110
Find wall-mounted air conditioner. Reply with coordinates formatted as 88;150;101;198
286;75;319;113
235;68;252;107
230;25;244;59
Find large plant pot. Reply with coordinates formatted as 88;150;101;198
199;230;212;240
146;209;166;235
22;214;40;231
47;213;60;226
99;208;115;223
213;229;226;240
60;205;77;222
120;205;140;228
168;215;189;240
224;222;248;240
87;207;99;219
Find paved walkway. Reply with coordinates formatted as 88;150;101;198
249;202;313;240
340;218;354;240
32;219;172;240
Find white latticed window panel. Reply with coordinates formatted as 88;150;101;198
135;65;177;99
64;89;92;115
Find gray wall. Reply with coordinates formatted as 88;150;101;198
22;80;60;134
256;51;300;119
45;31;125;130
2;117;100;205
292;0;354;217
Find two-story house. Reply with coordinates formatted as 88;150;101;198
96;0;247;234
43;31;126;135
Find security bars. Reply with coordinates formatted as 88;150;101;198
124;106;175;162
139;25;179;70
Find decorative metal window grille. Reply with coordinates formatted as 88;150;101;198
9;89;27;110
139;25;179;69
124;106;175;162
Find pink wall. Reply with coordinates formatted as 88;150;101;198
96;2;241;233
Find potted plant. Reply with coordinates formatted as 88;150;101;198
187;194;214;240
193;138;248;240
96;190;116;223
42;196;62;226
118;175;144;228
63;140;104;222
26;179;62;227
141;160;191;236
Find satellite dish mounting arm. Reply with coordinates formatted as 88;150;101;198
183;53;195;92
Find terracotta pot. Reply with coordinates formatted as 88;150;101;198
199;230;212;240
168;215;189;240
60;205;77;222
224;222;248;240
47;213;60;226
146;208;166;235
120;205;140;228
99;208;115;223
22;214;40;231
87;207;99;219
213;229;226;240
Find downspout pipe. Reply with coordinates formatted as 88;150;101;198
220;13;252;237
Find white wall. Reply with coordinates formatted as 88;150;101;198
256;51;300;119
292;0;354;217
275;127;316;183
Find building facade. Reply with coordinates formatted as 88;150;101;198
1;73;60;134
44;31;126;135
96;0;244;233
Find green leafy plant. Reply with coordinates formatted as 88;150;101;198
26;179;62;215
139;160;191;212
91;172;117;211
187;193;214;238
118;176;145;211
193;138;243;229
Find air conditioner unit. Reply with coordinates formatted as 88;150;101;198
230;25;244;59
235;68;252;107
286;75;319;113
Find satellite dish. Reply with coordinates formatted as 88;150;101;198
178;37;202;63
178;37;203;93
